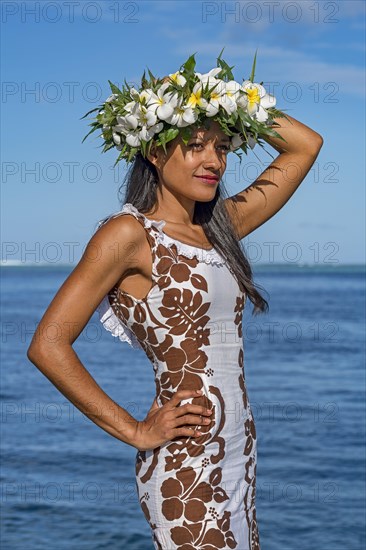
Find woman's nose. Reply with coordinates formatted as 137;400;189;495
203;146;223;170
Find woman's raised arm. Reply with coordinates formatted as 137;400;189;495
224;114;324;239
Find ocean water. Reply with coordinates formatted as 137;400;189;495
1;264;365;550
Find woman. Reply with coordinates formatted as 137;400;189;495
27;55;323;549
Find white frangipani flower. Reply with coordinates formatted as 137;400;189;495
147;82;179;121
123;100;135;113
112;133;121;145
128;87;154;106
106;93;118;103
164;97;198;127
204;79;239;117
195;68;231;116
114;102;165;148
194;75;239;117
168;71;187;87
136;104;158;128
139;121;164;142
116;112;139;131
195;67;222;82
202;78;225;117
222;80;241;113
112;111;138;146
238;80;276;123
126;133;141;147
186;81;208;111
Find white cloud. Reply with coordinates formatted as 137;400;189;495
168;39;364;98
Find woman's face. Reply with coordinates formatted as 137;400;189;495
147;120;230;204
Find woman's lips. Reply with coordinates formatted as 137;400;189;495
194;176;219;185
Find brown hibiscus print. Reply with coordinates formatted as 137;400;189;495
160;466;238;548
243;416;256;457
163;384;226;473
234;293;245;339
243;459;260;550
138;490;162;547
156;242;199;279
238;371;248;411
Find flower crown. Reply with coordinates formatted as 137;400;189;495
81;48;289;166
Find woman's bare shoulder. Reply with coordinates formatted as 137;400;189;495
27;214;150;352
89;213;148;268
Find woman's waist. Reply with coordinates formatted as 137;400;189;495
155;378;252;432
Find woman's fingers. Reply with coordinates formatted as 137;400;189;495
174;404;213;418
174;426;203;438
172;413;212;428
166;389;213;427
167;389;203;408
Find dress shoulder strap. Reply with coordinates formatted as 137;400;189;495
96;202;165;231
95;202;165;262
96;202;225;266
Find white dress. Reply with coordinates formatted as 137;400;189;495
96;203;260;550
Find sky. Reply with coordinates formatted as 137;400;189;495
1;0;365;265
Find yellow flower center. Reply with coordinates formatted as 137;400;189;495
188;89;202;107
246;87;260;106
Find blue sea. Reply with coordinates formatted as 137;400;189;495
1;264;365;550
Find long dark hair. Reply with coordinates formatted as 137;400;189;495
114;151;269;316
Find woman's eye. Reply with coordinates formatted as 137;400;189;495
189;143;230;152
